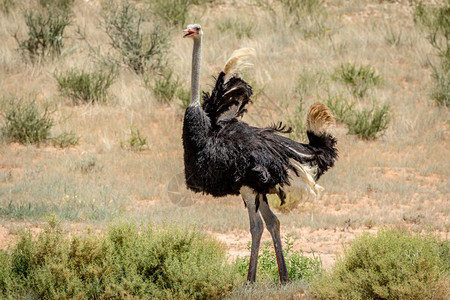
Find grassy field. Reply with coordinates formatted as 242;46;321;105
0;0;449;298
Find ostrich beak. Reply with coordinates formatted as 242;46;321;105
183;28;196;38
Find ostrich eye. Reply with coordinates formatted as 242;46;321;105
195;27;201;31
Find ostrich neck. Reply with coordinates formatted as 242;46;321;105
190;37;202;105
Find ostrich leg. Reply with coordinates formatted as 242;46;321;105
240;187;264;283
259;195;290;284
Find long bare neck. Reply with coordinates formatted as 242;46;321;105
190;36;202;105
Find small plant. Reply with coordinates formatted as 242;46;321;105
431;68;450;106
332;63;381;98
310;229;450;299
346;103;390;140
325;94;390;140
216;19;255;39
51;131;79;148
151;69;182;104
121;126;148;151
103;0;169;74
235;235;322;282
14;9;71;62
325;94;354;123
55;67;116;104
1;98;53;144
177;86;191;109
286;99;307;141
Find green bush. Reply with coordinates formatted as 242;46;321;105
0;222;237;299
286;101;307;141
55;67;116;104
235;235;322;282
325;95;390;140
347;103;390;140
103;0;169;74
1;98;53;144
177;86;191;109
431;68;450;106
332;63;381;98
310;229;450;300
413;0;450;106
325;94;354;123
14;8;71;62
151;69;182;104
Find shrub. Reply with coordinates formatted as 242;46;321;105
413;0;450;106
1;98;53;144
55;67;116;104
310;229;450;299
121;126;148;151
103;0;169;74
151;69;181;104
177;86;191;109
346;103;390;140
325;94;390;140
431;68;450;106
325;94;354;123
0;222;237;299
14;9;71;62
235;235;322;282
332;63;381;98
286;101;307;141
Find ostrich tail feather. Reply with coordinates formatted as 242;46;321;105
306;102;335;136
223;48;255;78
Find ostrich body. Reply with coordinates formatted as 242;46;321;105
182;24;338;284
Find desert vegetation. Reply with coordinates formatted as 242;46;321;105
0;0;448;298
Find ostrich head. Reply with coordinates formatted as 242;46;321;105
183;24;203;39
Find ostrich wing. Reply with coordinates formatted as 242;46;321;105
202;71;252;125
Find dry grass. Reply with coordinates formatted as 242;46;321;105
0;0;449;297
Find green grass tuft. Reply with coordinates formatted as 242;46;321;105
332;63;381;98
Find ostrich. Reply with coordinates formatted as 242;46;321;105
182;24;338;284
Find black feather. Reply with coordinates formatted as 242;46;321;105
202;72;252;125
182;73;338;206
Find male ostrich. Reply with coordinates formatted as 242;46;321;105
182;24;338;284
